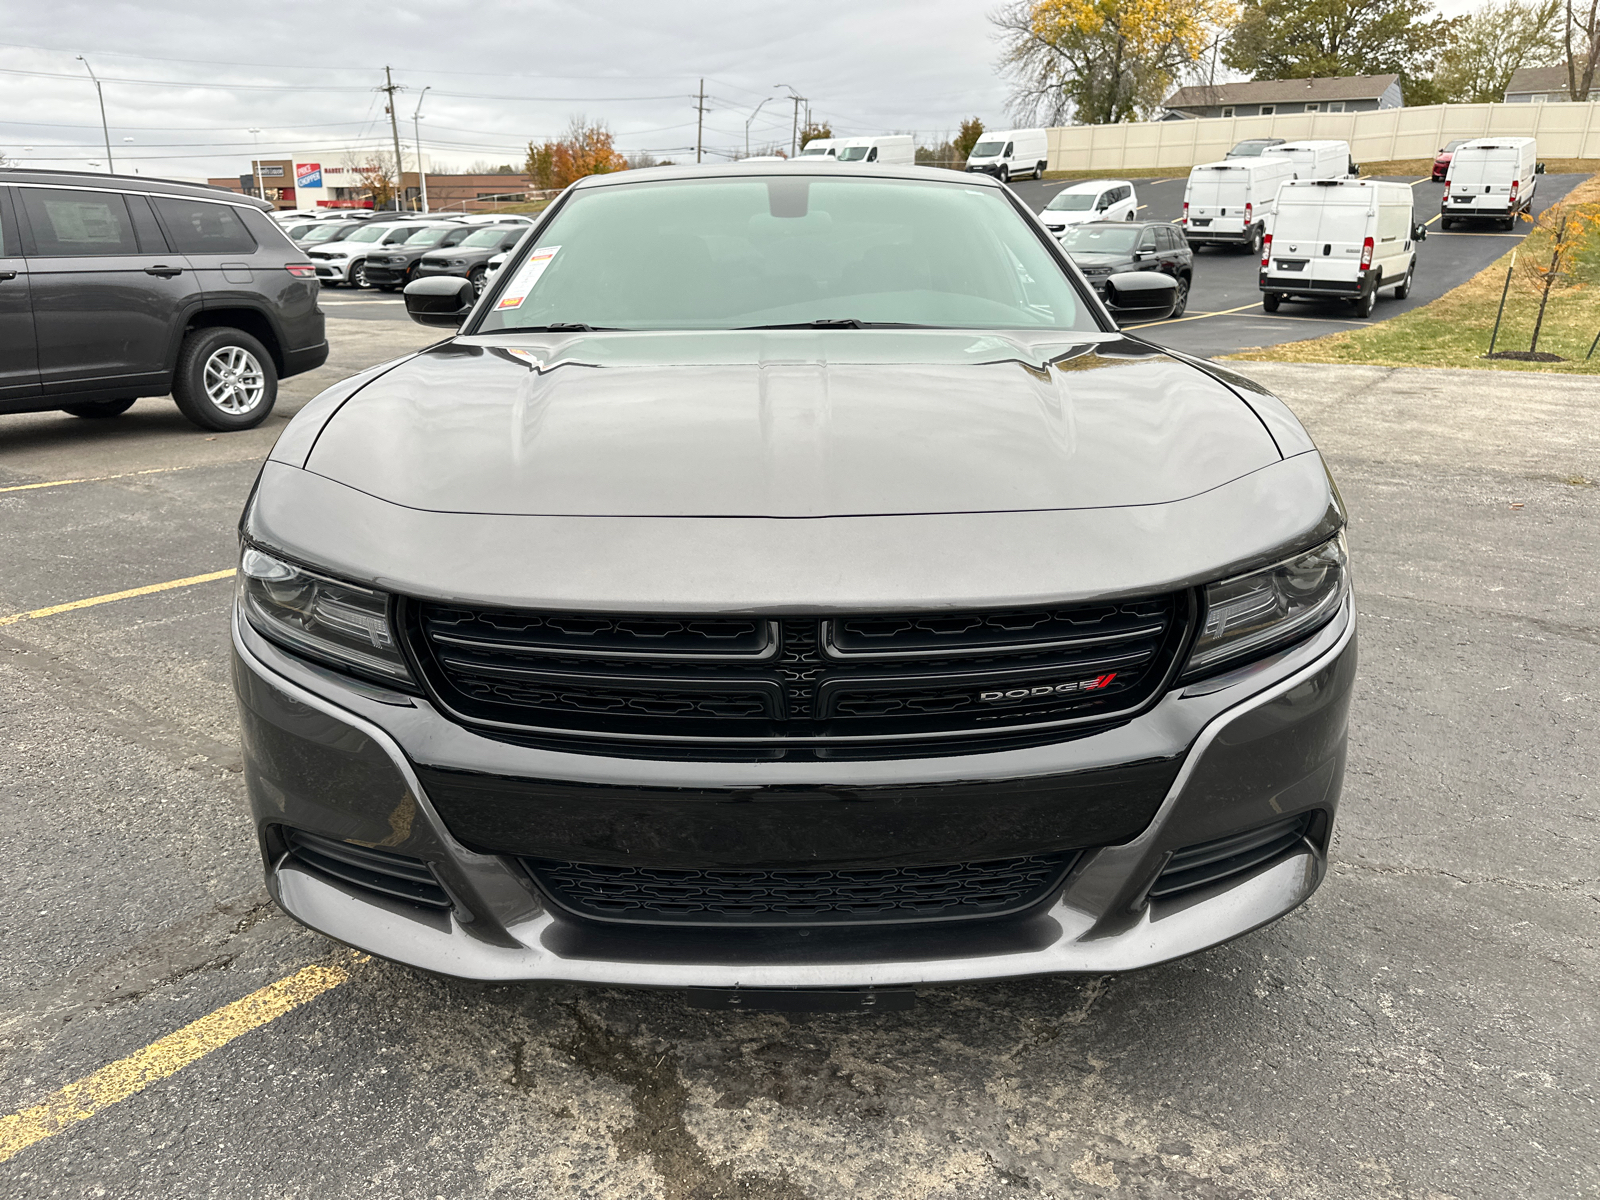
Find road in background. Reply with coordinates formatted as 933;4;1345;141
1013;173;1586;357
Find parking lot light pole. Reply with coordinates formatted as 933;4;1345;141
412;87;431;213
775;84;805;158
76;57;113;173
249;129;263;200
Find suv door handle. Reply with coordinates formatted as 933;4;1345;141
145;265;184;277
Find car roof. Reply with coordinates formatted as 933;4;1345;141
1057;178;1133;192
569;160;1005;191
0;166;273;210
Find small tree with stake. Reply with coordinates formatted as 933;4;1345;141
1514;205;1600;358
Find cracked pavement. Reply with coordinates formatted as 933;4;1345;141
1;321;1595;1197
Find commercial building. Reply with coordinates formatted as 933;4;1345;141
207;157;538;213
1162;75;1403;120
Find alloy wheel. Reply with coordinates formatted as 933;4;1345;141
202;346;266;415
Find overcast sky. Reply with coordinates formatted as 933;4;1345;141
1;0;1484;182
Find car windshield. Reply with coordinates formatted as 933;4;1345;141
462;227;514;247
476;175;1093;333
300;225;347;243
798;146;832;156
971;141;1005;157
1231;141;1270;156
1059;226;1141;253
405;226;454;245
835;146;870;162
1046;191;1098;211
347;225;393;243
1443;140;1466;153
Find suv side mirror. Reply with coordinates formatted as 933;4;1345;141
1535;162;1547;174
404;275;475;327
1412;223;1428;241
1104;271;1178;323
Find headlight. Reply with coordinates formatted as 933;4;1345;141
238;546;413;686
1182;534;1348;680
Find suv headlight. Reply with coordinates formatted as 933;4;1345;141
238;546;414;686
1181;534;1349;680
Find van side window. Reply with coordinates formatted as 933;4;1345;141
1004;143;1014;157
19;188;140;256
867;147;877;162
152;197;258;254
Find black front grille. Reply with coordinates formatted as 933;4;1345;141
1149;815;1312;901
282;829;451;910
409;595;1188;755
526;854;1078;926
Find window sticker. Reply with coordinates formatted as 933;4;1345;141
495;245;561;310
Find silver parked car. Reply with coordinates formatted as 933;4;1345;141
233;162;1354;1006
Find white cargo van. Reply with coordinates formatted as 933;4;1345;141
833;136;914;166
1260;179;1425;318
1181;157;1297;254
964;129;1050;182
797;138;840;159
1442;138;1541;230
1261;140;1354;180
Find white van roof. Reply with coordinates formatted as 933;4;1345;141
1279;178;1409;202
1190;158;1293;174
1457;137;1536;151
1269;140;1349;151
1058;178;1132;193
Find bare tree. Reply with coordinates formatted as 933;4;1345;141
1566;0;1600;99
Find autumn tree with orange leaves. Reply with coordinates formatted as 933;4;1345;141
525;117;629;190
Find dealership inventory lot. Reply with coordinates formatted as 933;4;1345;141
1;310;1594;1196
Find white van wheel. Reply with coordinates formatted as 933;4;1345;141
1394;261;1414;299
997;165;1009;185
1355;279;1377;318
1036;161;1047;179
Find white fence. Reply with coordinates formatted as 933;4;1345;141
1047;103;1600;173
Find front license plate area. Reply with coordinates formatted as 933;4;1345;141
687;987;916;1013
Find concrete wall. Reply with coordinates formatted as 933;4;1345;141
1047;102;1600;172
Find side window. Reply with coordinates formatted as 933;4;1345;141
443;228;473;246
152;197;257;254
1138;229;1158;252
126;194;169;253
0;189;13;256
384;227;414;243
1004;142;1014;157
19;188;140;256
867;147;878;162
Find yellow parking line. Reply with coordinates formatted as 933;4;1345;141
0;569;235;627
1128;301;1262;329
1409;177;1431;186
1424;213;1442;226
0;466;189;495
0;959;355;1164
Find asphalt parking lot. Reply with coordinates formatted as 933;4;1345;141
2;305;1596;1196
1011;173;1586;356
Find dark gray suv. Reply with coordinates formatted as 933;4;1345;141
0;168;327;431
233;163;1353;1004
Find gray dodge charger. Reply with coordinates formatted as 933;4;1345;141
233;162;1354;1005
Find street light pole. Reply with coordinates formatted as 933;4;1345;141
744;98;772;159
76;57;113;173
249;129;263;200
412;87;431;213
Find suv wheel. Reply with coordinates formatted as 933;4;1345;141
63;398;136;419
350;260;370;289
171;328;278;432
1171;275;1190;318
469;266;488;297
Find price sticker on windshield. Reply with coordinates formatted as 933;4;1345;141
495;245;561;310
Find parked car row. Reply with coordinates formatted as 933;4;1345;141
305;216;530;290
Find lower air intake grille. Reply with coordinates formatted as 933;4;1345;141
525;854;1079;927
1149;815;1312;901
283;829;451;910
409;595;1188;756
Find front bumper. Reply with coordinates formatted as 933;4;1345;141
312;260;353;281
362;264;410;285
234;598;1355;986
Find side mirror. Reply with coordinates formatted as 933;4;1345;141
1104;271;1178;323
404;275;475;328
1413;223;1428;241
1131;250;1146;263
1536;162;1547;174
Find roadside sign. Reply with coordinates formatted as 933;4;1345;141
296;162;323;188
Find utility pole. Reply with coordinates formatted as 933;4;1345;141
695;79;707;163
76;57;113;173
775;84;805;157
249;128;263;199
412;86;431;213
380;66;407;211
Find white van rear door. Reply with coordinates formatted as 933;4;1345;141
1188;169;1245;232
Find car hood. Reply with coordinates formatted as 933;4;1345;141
1064;251;1134;268
294;330;1281;518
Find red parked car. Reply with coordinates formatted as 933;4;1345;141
1432;140;1468;181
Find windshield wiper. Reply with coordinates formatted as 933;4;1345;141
476;322;612;334
738;319;927;330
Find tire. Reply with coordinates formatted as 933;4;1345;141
1394;260;1414;300
1354;280;1376;318
1170;274;1190;318
1262;292;1281;313
1036;161;1047;179
997;166;1009;185
170;327;278;432
468;266;488;297
62;398;135;419
318;279;338;289
350;259;370;289
379;284;399;293
1246;226;1262;256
